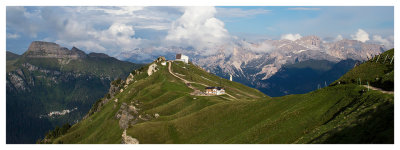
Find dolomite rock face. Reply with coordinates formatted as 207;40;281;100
24;41;87;59
190;36;385;92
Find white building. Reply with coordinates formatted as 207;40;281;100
175;54;189;63
161;61;166;66
205;87;225;95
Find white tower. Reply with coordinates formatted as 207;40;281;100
230;75;232;81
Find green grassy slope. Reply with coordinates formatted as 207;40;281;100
6;51;21;71
53;51;393;144
333;49;394;91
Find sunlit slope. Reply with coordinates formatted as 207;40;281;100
333;48;394;91
52;59;266;143
54;53;393;143
126;84;393;144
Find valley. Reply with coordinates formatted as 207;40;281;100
6;41;143;143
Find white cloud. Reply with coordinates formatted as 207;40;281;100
373;35;393;49
6;6;39;37
53;22;142;55
240;40;274;53
135;25;169;30
334;35;343;41
84;6;144;16
216;8;271;18
165;6;230;52
7;33;20;39
7;6;181;56
281;33;302;41
351;29;369;42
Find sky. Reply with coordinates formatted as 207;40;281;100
6;6;394;58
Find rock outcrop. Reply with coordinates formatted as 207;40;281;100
23;41;87;59
121;130;139;144
115;100;155;129
147;63;158;76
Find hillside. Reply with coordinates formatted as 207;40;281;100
49;51;393;144
332;49;394;91
6;42;143;144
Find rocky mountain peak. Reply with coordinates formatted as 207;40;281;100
24;41;87;59
71;47;88;58
88;52;111;58
296;35;322;49
27;41;60;53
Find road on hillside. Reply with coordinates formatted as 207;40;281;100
168;61;237;100
362;85;394;94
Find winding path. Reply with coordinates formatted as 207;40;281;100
168;61;237;100
362;85;394;94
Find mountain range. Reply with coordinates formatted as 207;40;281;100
6;41;142;143
118;36;386;96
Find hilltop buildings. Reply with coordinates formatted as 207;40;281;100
205;87;225;95
176;54;189;63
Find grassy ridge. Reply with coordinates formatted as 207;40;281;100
333;49;394;91
54;52;393;143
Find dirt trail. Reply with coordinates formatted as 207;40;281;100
168;61;237;100
362;85;394;94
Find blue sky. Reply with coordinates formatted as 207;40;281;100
6;6;394;56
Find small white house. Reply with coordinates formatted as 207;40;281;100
161;61;166;66
175;54;189;63
205;87;225;95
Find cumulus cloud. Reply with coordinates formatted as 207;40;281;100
240;40;275;53
165;6;231;52
6;6;39;37
335;35;343;41
281;33;302;41
56;23;142;55
6;6;178;56
351;29;369;42
373;35;393;49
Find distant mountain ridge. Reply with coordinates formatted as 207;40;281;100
6;41;143;144
194;36;384;81
117;36;386;96
193;36;385;96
